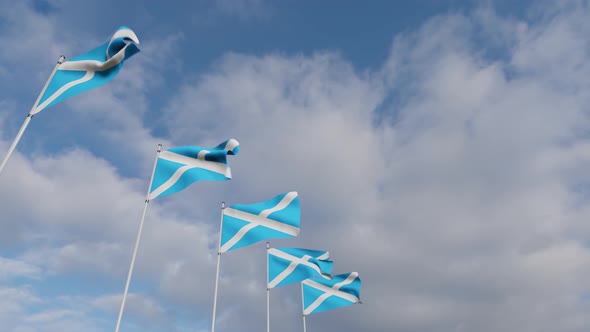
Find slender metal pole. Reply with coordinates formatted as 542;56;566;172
0;55;65;176
266;241;270;332
114;144;162;332
301;283;307;332
211;201;225;332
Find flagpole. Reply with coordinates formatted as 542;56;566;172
266;241;270;332
0;55;65;176
301;283;307;332
211;201;225;332
114;143;162;332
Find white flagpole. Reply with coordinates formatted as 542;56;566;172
0;55;65;176
114;143;162;332
266;241;270;332
211;201;225;332
301;283;307;332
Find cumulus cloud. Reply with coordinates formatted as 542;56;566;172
2;1;590;332
160;3;590;332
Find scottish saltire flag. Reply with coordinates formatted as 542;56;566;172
268;247;333;289
220;192;300;253
149;139;240;200
302;272;361;315
31;26;140;114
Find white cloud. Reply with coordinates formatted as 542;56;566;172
0;257;41;281
2;1;590;332
159;3;590;332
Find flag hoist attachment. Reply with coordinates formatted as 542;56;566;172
0;55;64;176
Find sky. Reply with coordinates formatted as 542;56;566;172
1;0;590;331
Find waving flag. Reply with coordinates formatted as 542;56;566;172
302;272;361;315
149;139;240;199
31;26;140;114
220;192;300;253
268;247;333;289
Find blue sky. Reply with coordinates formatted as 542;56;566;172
2;1;590;332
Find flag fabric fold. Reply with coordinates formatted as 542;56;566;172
302;272;361;315
220;192;300;253
149;139;240;200
268;247;333;289
32;26;140;114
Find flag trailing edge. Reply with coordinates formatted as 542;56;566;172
268;247;333;289
302;272;361;315
31;26;140;115
148;139;240;200
220;191;300;253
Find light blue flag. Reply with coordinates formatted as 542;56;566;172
268;247;333;289
302;272;361;315
31;26;140;115
149;139;240;200
220;192;300;253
